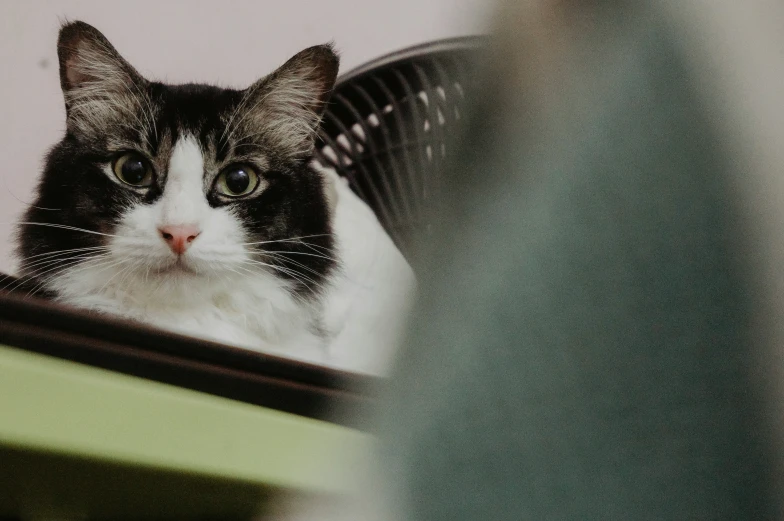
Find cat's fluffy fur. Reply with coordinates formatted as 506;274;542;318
15;21;341;355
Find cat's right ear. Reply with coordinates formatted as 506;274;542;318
57;21;149;137
234;44;340;158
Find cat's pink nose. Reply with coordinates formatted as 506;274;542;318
158;224;200;255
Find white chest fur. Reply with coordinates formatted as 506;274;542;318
48;264;328;362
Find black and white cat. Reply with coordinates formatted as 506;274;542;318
13;21;353;359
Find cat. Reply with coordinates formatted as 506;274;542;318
13;21;343;359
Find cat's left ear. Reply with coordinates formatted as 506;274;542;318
57;21;150;137
237;44;340;158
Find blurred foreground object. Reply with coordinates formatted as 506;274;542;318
364;1;784;519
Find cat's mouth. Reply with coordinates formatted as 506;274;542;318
152;258;199;276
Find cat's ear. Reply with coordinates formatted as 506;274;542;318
238;44;340;158
57;21;150;137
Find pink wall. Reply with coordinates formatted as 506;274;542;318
0;0;489;272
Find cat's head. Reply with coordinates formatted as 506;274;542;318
16;21;339;304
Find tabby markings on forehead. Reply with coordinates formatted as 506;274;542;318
105;135;157;155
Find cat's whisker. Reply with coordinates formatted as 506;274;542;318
263;263;334;291
254;249;337;263
3;269;61;295
22;257;111;298
23;246;109;261
239;233;333;246
20;248;110;268
17;255;97;276
254;252;333;279
96;258;139;295
228;265;296;301
8;254;111;294
295;238;334;250
256;239;336;258
15;221;123;238
250;239;334;256
23;272;64;298
241;259;328;294
22;255;130;298
16;253;109;279
21;253;112;280
197;243;336;264
218;263;257;282
24;278;51;298
20;252;110;273
63;258;133;295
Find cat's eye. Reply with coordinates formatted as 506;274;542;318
214;165;259;197
112;152;153;187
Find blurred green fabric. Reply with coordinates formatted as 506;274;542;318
374;3;775;519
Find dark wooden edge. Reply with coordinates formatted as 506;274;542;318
0;286;377;429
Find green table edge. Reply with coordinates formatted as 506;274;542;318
0;343;372;494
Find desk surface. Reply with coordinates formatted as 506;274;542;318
0;345;371;520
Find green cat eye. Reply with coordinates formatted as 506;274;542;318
214;165;259;197
112;152;153;187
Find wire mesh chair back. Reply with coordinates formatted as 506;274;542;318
315;37;484;260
